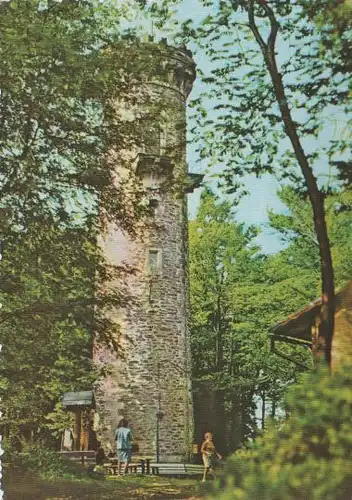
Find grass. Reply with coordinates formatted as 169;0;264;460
4;466;204;500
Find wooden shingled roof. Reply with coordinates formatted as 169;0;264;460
271;281;351;341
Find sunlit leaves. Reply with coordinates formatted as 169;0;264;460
208;365;352;499
148;0;351;195
188;189;313;450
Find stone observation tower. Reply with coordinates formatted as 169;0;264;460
94;41;202;462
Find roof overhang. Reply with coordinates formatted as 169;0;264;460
270;280;351;343
270;334;311;348
62;391;94;409
271;304;319;341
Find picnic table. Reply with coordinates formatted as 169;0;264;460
103;458;204;477
103;458;152;475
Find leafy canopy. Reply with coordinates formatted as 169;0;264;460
207;364;352;500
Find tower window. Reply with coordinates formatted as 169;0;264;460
144;125;161;156
147;249;162;275
149;198;159;215
143;123;168;157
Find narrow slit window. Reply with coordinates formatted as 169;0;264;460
144;125;161;156
147;249;161;274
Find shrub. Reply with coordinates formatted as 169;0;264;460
10;442;85;479
207;364;352;500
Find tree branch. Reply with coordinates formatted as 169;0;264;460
247;0;335;365
256;0;279;50
248;1;267;51
0;297;96;325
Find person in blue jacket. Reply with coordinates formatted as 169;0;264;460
114;418;133;475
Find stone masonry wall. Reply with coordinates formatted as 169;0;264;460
94;44;196;462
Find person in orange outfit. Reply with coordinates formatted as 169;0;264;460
200;432;222;482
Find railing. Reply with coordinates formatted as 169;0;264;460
59;450;96;465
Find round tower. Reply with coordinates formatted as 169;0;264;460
94;41;201;462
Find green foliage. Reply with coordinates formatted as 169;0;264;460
0;0;157;444
9;442;85;479
268;186;352;290
302;0;352;73
0;222;97;438
148;0;349;364
0;0;188;447
189;189;312;453
207;364;352;500
147;0;350;188
153;0;350;190
189;188;262;373
0;0;146;234
189;184;350;452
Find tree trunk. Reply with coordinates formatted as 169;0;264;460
261;392;266;430
271;397;276;418
248;2;335;366
215;294;223;370
214;388;227;452
74;410;81;451
268;63;334;366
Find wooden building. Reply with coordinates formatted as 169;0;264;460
271;281;352;370
61;391;96;451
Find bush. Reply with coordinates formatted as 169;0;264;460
9;442;85;479
207;364;352;500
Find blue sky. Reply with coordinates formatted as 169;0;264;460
140;0;290;253
131;0;347;253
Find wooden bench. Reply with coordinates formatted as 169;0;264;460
185;464;205;476
149;463;186;476
148;463;204;476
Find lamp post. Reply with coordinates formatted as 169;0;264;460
155;362;164;463
156;407;164;463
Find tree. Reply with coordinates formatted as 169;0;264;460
268;186;352;292
206;365;352;500
189;189;259;451
303;0;352;74
147;0;351;366
189;188;260;373
0;0;188;445
189;183;351;450
0;0;185;235
189;189;311;452
0;0;142;320
0;0;158;444
0;221;92;441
